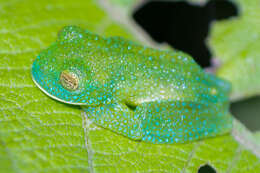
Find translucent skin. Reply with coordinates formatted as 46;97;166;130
32;26;232;144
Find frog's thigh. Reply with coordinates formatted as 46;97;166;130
139;101;232;144
82;102;143;140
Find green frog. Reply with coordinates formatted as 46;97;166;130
32;26;232;144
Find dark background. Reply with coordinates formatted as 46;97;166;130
133;2;260;171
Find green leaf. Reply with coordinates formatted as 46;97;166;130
209;0;260;100
255;131;260;145
0;0;259;172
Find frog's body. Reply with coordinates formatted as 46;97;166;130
32;26;232;144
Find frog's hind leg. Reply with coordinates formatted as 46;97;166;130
205;72;232;95
140;100;233;144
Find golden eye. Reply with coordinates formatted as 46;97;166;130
60;70;79;91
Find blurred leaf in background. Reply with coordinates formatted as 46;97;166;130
209;0;260;101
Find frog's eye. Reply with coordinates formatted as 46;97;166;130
60;70;79;91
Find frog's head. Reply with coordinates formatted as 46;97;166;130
32;26;113;105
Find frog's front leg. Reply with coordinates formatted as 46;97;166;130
82;102;144;140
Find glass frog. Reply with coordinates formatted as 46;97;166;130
32;26;232;144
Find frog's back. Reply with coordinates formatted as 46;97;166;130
57;27;230;106
94;36;231;106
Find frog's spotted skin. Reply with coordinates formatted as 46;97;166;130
32;26;232;144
